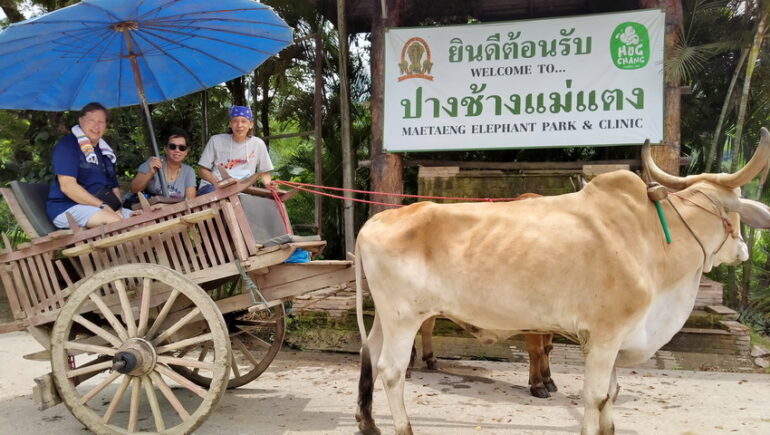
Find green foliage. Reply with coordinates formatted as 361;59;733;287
739;308;770;336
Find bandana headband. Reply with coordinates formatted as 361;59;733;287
229;105;253;121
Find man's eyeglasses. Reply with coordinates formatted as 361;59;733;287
167;144;188;151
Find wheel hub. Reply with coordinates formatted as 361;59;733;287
113;338;156;376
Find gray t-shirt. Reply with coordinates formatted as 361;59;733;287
197;134;273;188
137;158;196;199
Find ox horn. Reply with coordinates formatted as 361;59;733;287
642;139;690;190
643;127;770;189
714;127;770;188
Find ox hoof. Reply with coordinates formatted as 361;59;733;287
425;356;439;370
530;385;551;399
405;368;412;379
358;422;381;435
544;379;558;393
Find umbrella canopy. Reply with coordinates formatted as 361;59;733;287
0;0;292;111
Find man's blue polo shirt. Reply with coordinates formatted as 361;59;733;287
46;133;119;221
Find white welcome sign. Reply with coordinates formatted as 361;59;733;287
383;9;665;152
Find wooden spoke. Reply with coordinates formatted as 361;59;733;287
101;375;130;424
137;277;152;336
233;319;279;327
128;377;141;433
73;314;123;348
193;345;210;376
155;364;208;399
170;304;286;390
230;353;241;378
155;332;213;355
149;371;191;420
145;289;180;340
152;307;202;345
143;375;166;432
241;329;273;350
79;371;121;404
115;279;137;337
64;341;117;356
232;336;260;367
66;360;113;379
88;293;129;341
157;355;215;371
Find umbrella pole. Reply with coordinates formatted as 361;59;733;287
120;26;170;197
137;97;170;197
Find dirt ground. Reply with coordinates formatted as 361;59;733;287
1;331;769;434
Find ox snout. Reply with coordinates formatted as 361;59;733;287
730;240;749;265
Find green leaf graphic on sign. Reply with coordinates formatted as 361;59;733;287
610;22;650;70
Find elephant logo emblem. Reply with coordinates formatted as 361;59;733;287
398;37;434;82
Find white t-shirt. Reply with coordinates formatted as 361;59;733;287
197;134;273;188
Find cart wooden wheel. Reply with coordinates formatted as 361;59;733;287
173;303;286;389
50;264;231;434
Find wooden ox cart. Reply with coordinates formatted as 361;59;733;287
0;173;354;434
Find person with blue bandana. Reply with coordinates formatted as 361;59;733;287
197;105;273;195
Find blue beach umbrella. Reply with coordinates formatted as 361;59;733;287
0;0;292;194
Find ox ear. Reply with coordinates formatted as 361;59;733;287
739;198;770;228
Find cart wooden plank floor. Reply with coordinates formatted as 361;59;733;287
0;174;354;434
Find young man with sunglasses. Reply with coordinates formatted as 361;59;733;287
130;128;197;200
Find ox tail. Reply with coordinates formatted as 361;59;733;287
355;239;377;432
355;237;368;345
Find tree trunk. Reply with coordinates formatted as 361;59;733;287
369;0;405;216
337;0;355;254
733;3;770;310
638;0;682;174
656;0;684;175
225;77;247;107
0;0;24;23
706;49;747;172
260;77;270;144
314;29;325;236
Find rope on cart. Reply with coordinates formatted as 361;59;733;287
236;259;272;315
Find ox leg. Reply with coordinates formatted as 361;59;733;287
420;317;439;370
601;367;620;430
542;334;558;393
526;334;549;398
379;321;421;435
581;343;619;435
357;314;384;435
407;317;437;378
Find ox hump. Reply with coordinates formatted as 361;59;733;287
583;170;648;201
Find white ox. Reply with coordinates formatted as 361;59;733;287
354;128;770;435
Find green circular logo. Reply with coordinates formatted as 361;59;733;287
610;22;650;70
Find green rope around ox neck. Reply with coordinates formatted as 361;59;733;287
654;200;672;244
647;183;671;244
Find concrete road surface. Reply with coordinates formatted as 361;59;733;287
1;331;769;434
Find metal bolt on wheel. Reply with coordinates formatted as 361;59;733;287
50;264;231;434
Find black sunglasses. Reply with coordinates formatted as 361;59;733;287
166;144;188;151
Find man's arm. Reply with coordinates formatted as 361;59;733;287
58;175;103;206
131;157;161;193
259;171;272;188
199;166;219;186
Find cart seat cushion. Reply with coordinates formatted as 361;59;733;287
262;234;322;247
10;181;57;237
239;193;293;245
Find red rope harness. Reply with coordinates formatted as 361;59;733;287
269;186;293;234
273;179;525;207
268;180;537;236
